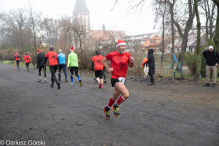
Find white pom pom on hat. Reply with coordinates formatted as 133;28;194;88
116;39;126;48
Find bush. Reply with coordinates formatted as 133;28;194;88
183;48;206;77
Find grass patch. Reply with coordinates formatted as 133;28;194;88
0;60;13;65
156;67;192;79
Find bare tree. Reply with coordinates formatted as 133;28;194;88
165;0;196;70
194;0;202;79
200;0;216;42
212;0;219;52
2;9;30;58
154;0;169;68
26;0;42;67
40;18;59;47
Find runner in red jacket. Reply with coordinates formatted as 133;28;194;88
102;39;135;120
92;49;104;88
14;52;21;70
23;53;32;72
44;46;60;89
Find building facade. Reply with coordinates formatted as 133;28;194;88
73;0;90;38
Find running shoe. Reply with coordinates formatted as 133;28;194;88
203;83;210;86
38;79;41;82
112;104;120;117
104;80;107;83
50;84;54;87
44;79;46;83
79;80;83;86
103;106;110;120
65;79;68;82
101;85;103;88
70;82;74;85
57;83;60;89
99;82;101;88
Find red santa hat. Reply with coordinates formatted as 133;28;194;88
37;49;41;53
70;46;74;51
116;39;126;48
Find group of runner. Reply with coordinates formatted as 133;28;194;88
14;52;32;72
37;46;82;89
14;46;82;89
14;39;136;120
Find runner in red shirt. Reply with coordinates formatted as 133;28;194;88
44;46;60;89
102;39;135;120
92;49;104;88
14;52;21;70
23;53;32;72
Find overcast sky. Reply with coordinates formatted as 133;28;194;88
0;0;157;36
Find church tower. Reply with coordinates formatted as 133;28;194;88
73;0;90;38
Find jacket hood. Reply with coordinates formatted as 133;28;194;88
148;49;154;55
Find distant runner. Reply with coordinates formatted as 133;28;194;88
37;49;46;83
102;39;135;120
14;52;20;70
44;47;60;89
23;53;31;72
92;49;104;88
67;46;82;86
58;49;67;82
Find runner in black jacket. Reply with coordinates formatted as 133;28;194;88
37;49;46;83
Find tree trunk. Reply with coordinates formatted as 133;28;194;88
212;0;219;75
170;3;175;69
194;0;201;79
210;3;216;39
161;14;165;68
205;1;209;41
213;1;219;52
174;0;195;71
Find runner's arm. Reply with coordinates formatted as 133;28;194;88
44;57;48;66
67;55;70;68
103;57;113;73
102;57;109;70
128;56;135;67
92;61;94;71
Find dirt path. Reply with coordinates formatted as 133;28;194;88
0;63;219;146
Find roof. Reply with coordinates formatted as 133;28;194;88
141;40;150;47
151;37;162;40
124;33;157;40
141;36;162;47
74;0;89;12
189;34;206;47
90;30;126;41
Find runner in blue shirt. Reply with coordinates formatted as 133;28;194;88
58;49;67;82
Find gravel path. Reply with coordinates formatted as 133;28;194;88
0;63;219;146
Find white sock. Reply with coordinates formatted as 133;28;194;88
39;76;41;79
